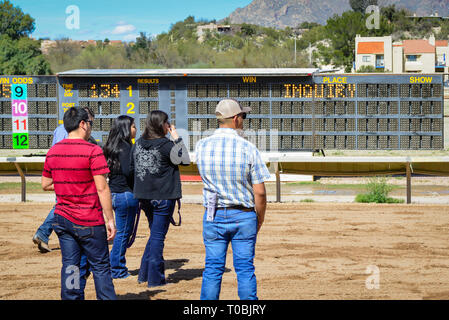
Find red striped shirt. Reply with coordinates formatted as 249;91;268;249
43;139;110;226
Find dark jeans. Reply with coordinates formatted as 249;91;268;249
110;191;139;279
52;214;116;300
138;199;176;287
36;205;90;284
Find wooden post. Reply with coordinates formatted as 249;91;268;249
14;162;26;202
406;162;411;204
275;162;281;203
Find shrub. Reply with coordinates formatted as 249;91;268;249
355;176;404;203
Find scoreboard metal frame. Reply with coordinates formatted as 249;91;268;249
0;69;445;151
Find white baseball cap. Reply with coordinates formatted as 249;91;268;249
215;99;251;119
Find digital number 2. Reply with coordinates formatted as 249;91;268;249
127;102;135;114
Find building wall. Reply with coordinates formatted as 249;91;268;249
404;53;435;73
436;46;449;72
393;46;403;73
355;54;376;70
383;36;393;72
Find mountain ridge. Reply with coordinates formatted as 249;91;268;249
227;0;449;28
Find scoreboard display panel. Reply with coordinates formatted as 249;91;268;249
0;76;57;149
0;69;445;151
311;74;443;150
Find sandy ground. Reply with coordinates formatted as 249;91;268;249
1;202;449;300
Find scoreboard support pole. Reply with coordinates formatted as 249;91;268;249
275;162;281;203
406;162;412;204
13;162;26;202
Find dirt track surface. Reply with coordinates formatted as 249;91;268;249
1;202;449;300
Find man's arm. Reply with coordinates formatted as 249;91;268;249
93;174;116;241
253;182;267;233
41;176;54;191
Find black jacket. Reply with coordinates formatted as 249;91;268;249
108;141;133;194
130;136;190;200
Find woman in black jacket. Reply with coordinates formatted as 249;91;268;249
103;115;138;279
130;110;190;287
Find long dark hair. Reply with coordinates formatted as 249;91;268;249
142;110;168;140
104;115;135;174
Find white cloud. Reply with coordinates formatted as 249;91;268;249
123;33;139;42
111;24;136;35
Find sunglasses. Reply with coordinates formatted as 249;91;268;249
232;113;246;119
85;120;93;127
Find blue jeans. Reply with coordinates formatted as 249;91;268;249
200;208;258;300
52;214;116;300
35;205;56;244
138;199;176;287
110;192;139;279
36;205;90;287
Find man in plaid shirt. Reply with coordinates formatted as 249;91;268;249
195;99;270;300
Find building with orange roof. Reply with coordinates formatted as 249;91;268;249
355;34;449;73
355;35;392;72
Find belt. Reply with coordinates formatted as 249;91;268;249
216;205;255;212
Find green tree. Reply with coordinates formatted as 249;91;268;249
0;36;51;74
45;39;82;73
0;0;35;40
240;23;256;37
168;15;198;41
298;21;321;29
0;0;51;74
134;32;150;50
349;0;378;13
324;11;366;71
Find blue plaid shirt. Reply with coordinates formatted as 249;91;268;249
195;128;270;208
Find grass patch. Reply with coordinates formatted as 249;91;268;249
286;181;401;190
0;182;45;194
285;181;321;186
300;199;315;203
355;194;404;204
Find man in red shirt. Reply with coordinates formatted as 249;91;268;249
42;107;117;300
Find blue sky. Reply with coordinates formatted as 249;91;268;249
11;0;252;41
